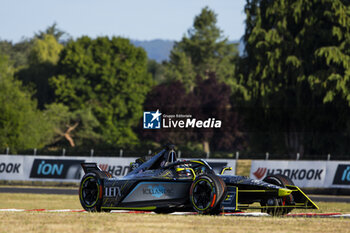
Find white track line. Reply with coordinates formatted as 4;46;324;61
0;209;25;212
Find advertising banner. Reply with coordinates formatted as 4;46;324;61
324;161;350;188
0;155;236;183
0;155;25;180
250;160;350;188
250;160;327;188
28;157;85;182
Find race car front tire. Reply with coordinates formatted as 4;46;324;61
261;174;295;216
189;173;226;215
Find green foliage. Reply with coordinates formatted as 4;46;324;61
35;22;68;43
243;0;350;103
51;36;153;146
0;39;33;68
165;7;239;91
241;0;350;155
29;34;63;65
16;34;63;108
0;56;52;151
147;59;166;84
43;103;101;147
166;50;196;90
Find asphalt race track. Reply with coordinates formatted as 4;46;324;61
1;186;350;203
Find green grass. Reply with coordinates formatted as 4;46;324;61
0;210;349;233
1;193;349;213
0;193;81;209
0;193;349;233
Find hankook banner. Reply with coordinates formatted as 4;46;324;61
250;160;350;188
0;155;24;180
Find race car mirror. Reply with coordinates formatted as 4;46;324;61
220;167;233;175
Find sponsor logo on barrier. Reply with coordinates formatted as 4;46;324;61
253;167;267;179
104;187;122;197
252;167;323;180
30;159;84;179
143;185;173;198
98;164;130;176
0;163;21;174
332;164;350;185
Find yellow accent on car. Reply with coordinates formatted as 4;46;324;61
278;188;292;197
286;185;319;210
189;160;205;165
238;189;276;192
220;167;233;175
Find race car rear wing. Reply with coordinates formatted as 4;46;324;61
81;163;102;173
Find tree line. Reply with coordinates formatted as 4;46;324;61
1;1;350;159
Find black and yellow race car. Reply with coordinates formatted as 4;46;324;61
79;144;318;216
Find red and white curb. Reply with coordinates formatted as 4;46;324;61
0;209;85;212
0;209;349;218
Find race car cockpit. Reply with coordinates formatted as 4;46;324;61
128;144;178;174
127;144;215;181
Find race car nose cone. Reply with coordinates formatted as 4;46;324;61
278;188;292;197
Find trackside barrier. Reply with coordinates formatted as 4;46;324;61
0;155;236;183
250;160;350;188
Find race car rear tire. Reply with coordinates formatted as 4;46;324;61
79;172;105;212
262;174;295;216
189;174;226;215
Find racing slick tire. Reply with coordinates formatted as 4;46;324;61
189;173;226;215
79;171;109;212
261;174;295;216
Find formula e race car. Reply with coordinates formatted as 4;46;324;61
79;145;318;216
